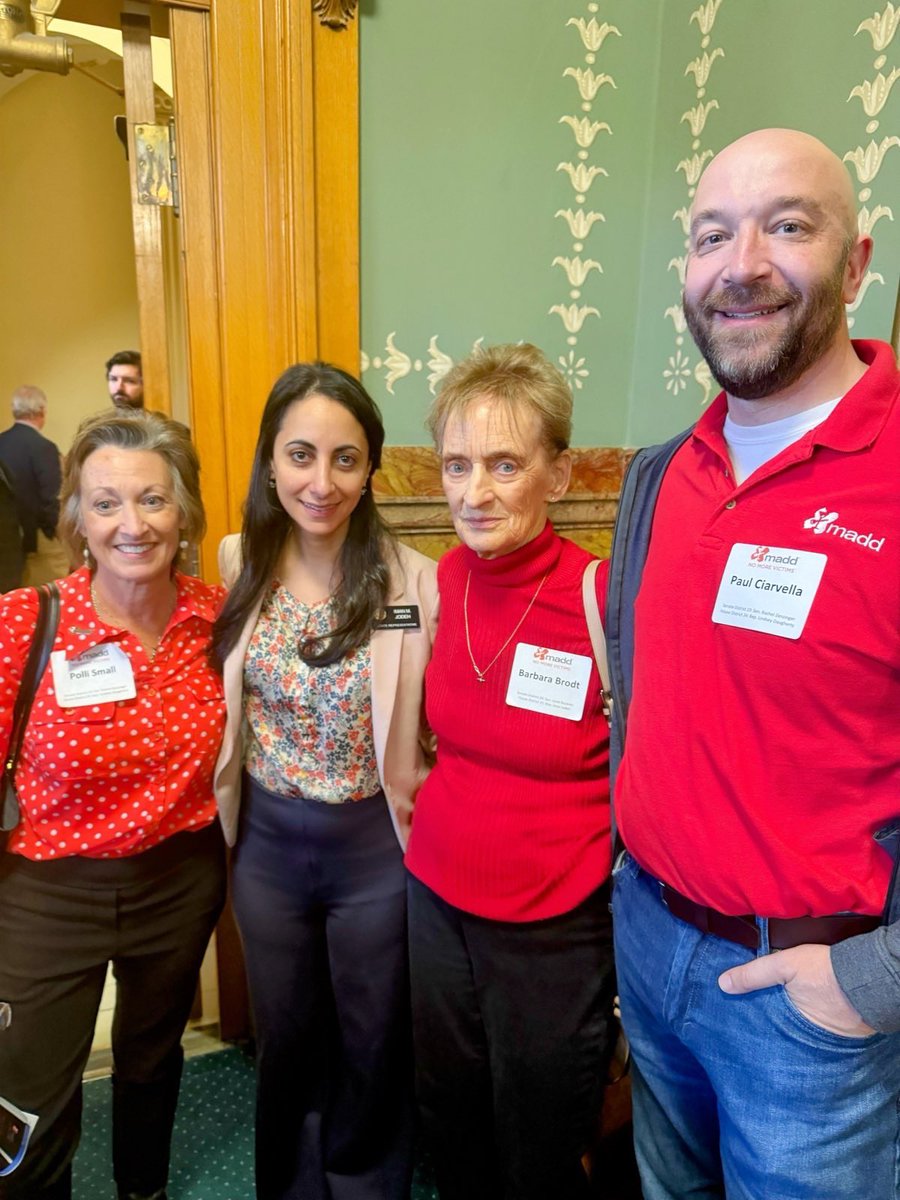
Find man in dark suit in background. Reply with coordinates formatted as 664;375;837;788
0;459;24;592
0;386;69;586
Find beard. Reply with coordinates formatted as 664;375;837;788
113;392;143;409
683;260;847;401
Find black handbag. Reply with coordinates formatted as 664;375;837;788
1;582;60;845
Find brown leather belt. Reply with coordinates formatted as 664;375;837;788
660;882;880;951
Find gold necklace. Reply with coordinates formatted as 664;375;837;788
463;569;549;683
90;581;175;662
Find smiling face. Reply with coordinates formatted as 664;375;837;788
80;447;181;588
683;129;868;402
440;397;571;559
270;393;371;547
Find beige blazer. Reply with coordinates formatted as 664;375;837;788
214;534;439;849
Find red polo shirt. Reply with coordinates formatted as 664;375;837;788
617;340;900;918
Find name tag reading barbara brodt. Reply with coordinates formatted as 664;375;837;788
505;642;592;721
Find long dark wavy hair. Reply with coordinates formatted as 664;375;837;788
212;363;395;670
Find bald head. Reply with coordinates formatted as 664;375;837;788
693;128;858;246
683;128;873;411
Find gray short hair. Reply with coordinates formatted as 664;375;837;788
12;385;47;420
59;409;205;569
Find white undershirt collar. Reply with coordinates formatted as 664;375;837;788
723;396;841;485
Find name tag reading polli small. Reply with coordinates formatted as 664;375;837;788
50;645;137;707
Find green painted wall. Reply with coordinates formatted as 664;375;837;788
360;0;900;448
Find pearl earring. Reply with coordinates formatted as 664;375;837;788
82;543;91;562
267;478;276;489
179;539;189;550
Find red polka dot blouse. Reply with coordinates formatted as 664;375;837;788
0;567;225;860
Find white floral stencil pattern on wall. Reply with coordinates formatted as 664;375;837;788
360;335;486;397
663;0;726;406
360;4;622;402
845;2;900;328
552;4;619;391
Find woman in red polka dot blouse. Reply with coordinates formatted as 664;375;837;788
0;410;227;1200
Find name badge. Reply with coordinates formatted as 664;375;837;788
372;605;420;631
505;642;593;721
711;543;827;640
50;645;136;707
0;1091;39;1177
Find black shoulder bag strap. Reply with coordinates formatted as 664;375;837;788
1;581;61;838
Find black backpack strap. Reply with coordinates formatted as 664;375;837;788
2;582;61;832
606;428;692;800
874;820;900;926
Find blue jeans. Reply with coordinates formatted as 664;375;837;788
612;852;900;1200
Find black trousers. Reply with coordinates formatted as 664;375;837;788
0;823;225;1200
408;873;616;1200
231;777;414;1200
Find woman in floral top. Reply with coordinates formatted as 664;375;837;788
212;363;437;1200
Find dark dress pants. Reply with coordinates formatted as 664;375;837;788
0;823;226;1200
408;873;616;1200
230;777;414;1200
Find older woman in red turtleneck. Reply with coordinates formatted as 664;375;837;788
405;343;616;1200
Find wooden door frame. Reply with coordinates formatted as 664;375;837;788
59;0;360;576
172;0;360;575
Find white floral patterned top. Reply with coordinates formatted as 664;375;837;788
243;581;380;803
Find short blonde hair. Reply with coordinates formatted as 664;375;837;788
427;343;572;457
59;409;204;568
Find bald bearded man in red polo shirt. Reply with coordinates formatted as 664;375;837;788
607;129;900;1200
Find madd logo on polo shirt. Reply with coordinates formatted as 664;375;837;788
803;506;885;551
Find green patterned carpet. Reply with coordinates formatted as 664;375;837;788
74;1046;440;1200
